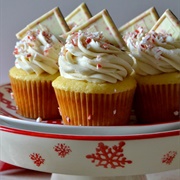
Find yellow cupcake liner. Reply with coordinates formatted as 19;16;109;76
10;76;60;119
134;83;180;124
54;88;135;126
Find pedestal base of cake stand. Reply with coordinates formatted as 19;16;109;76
51;174;147;180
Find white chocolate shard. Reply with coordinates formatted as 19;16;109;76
16;7;70;39
62;9;126;49
150;9;180;40
65;3;92;30
119;7;159;35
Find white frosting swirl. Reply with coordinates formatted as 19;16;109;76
126;27;180;76
59;31;134;83
13;27;63;75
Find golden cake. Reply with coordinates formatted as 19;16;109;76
9;27;63;119
126;10;180;123
52;31;136;126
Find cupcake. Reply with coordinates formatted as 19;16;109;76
126;27;180;124
9;27;63;119
52;31;136;126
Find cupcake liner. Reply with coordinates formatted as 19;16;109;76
134;83;180;124
54;88;135;126
10;76;60;119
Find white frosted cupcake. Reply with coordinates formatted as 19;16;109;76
126;27;180;124
52;31;136;126
9;27;63;119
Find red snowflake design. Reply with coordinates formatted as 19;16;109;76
86;141;132;169
29;153;45;167
5;87;12;93
54;143;72;158
162;151;177;165
0;91;16;110
0;107;17;117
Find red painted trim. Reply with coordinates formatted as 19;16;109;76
0;126;179;141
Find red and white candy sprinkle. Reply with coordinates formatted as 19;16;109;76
96;64;102;69
36;117;42;123
113;109;117;115
87;114;92;120
66;116;70;122
10;92;14;99
174;111;179;116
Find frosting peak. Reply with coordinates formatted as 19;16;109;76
59;31;134;83
13;27;63;75
126;27;180;76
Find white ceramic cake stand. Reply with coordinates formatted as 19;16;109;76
0;83;179;180
51;174;147;180
0;125;179;180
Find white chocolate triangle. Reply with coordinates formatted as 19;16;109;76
65;3;92;30
16;7;70;39
119;7;159;35
151;9;180;40
62;9;126;48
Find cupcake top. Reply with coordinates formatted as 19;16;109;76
13;27;63;75
59;31;134;83
126;27;180;76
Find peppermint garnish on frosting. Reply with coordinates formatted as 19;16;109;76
119;7;159;37
126;27;180;76
13;27;64;75
59;31;134;83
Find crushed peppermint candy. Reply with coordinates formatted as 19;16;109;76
36;117;42;123
71;38;77;46
113;109;117;115
44;49;49;55
42;30;52;44
26;53;32;58
96;64;102;69
66;116;71;122
152;48;162;60
27;34;36;41
173;111;179;116
87;114;92;120
13;48;19;55
96;55;102;61
85;37;92;44
100;43;109;49
10;92;14;99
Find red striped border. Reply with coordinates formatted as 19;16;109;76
0;125;179;141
